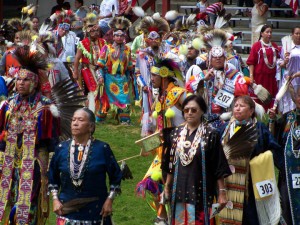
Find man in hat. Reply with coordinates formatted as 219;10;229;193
0;45;60;225
97;17;133;124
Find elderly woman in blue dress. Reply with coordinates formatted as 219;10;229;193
48;108;122;225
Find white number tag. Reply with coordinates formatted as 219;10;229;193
255;180;275;198
214;89;234;108
292;174;300;189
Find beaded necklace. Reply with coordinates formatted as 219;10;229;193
175;123;205;166
69;139;92;187
260;40;277;69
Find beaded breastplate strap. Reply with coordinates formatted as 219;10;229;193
0;98;40;224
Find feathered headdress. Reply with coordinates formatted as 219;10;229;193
21;4;37;23
174;14;197;32
8;18;33;32
202;29;228;63
38;31;57;56
83;13;98;32
136;16;170;36
50;9;78;29
109;16;132;33
150;58;183;82
14;45;48;76
198;9;232;35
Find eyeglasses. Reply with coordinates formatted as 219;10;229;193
183;107;199;114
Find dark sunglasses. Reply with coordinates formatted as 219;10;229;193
183;107;199;114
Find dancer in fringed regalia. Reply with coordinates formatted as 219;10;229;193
0;39;86;224
97;16;133;124
218;95;282;225
269;85;300;225
185;28;271;128
136;58;186;225
134;15;170;136
73;13;106;117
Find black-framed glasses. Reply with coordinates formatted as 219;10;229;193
183;107;199;114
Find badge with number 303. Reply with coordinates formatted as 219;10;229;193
255;180;275;198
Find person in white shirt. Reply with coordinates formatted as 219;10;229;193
98;0;119;36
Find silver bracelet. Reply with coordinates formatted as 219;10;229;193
108;191;116;200
219;188;227;192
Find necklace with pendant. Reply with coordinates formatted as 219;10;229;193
175;124;205;166
69;139;92;187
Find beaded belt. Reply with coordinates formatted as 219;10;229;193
57;215;101;225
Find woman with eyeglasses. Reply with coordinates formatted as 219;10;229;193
162;94;231;225
218;95;282;225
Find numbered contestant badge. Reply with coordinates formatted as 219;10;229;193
292;174;300;189
214;78;235;108
255;180;275;198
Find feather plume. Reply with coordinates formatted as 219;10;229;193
255;24;264;33
223;124;258;160
51;79;86;140
50;104;59;117
109;16;132;31
153;12;161;20
83;13;98;32
273;77;291;109
155;58;183;82
214;9;232;29
21;4;33;14
165;10;178;21
179;44;188;55
18;30;35;45
255;102;265;119
14;45;48;74
186;14;197;25
203;29;227;50
87;92;95;112
192;37;203;50
6;41;14;48
174;14;197;31
120;161;133;180
137;16;170;35
252;83;272;104
220;111;232;121
8;18;23;32
132;6;145;17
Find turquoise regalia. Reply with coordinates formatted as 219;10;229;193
97;43;133;108
274;110;300;225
